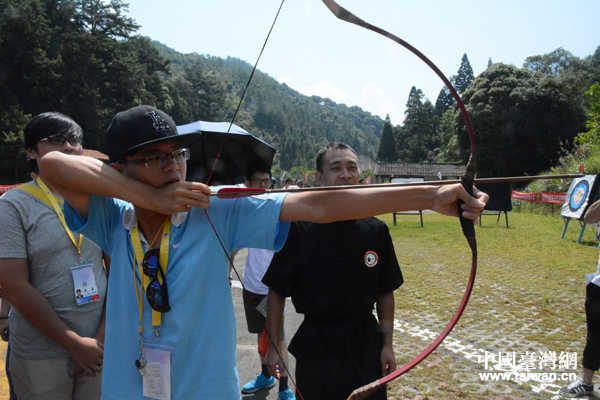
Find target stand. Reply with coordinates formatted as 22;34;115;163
559;175;600;244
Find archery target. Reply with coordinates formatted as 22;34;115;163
569;181;589;212
560;175;598;219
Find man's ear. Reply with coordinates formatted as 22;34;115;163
110;163;124;173
25;148;36;160
314;171;322;184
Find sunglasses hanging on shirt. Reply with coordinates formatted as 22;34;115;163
141;249;171;313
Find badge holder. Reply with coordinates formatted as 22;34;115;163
137;341;174;400
70;259;101;306
131;217;173;400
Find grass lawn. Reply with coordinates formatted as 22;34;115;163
382;210;599;399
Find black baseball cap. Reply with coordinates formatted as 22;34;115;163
105;105;201;162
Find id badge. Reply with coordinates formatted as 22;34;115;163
70;260;100;306
142;344;173;400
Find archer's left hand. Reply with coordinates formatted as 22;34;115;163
431;184;488;222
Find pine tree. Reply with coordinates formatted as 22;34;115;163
434;79;456;118
455;53;475;94
398;87;437;162
376;114;398;161
487;57;493;68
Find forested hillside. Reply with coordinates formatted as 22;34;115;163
0;0;382;183
152;41;384;169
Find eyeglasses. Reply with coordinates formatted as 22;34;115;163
141;249;171;313
250;178;272;186
39;134;83;147
120;148;190;169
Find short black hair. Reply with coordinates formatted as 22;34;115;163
315;142;357;173
285;178;294;184
244;161;271;182
24;112;83;174
24;112;82;151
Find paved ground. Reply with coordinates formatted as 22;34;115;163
234;248;303;400
0;246;590;399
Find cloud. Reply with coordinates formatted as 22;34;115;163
278;77;351;104
305;2;312;17
360;83;403;125
297;81;351;104
275;78;403;125
277;77;293;86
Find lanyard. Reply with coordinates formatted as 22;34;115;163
131;216;171;340
35;178;84;257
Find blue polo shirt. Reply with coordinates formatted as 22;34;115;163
64;193;289;400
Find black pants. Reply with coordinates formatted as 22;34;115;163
584;283;600;371
291;316;387;400
295;352;387;400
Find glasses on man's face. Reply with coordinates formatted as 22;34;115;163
121;148;190;169
141;249;171;312
250;178;271;186
39;134;83;147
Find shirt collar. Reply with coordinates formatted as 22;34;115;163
123;209;186;236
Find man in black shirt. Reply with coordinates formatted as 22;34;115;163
263;143;403;400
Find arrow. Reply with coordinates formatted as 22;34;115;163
212;174;584;199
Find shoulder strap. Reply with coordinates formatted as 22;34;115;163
16;182;62;208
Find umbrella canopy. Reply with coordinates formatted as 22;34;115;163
177;121;276;185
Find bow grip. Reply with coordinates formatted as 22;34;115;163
459;155;477;255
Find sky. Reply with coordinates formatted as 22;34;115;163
124;0;600;126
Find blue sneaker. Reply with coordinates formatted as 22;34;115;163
241;373;276;393
278;388;296;400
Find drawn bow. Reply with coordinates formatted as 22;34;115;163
319;1;478;398
205;1;478;398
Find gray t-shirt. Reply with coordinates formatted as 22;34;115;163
0;181;107;360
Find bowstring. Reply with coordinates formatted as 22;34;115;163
205;0;286;185
200;0;304;397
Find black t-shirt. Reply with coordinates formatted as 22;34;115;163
263;218;403;321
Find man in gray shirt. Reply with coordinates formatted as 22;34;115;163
0;112;107;399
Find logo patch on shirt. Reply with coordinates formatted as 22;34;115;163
364;251;378;267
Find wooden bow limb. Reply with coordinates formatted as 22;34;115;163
211;174;584;199
314;0;577;398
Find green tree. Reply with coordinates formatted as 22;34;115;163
524;47;598;126
434;83;455;118
456;63;586;177
398;87;438;162
524;47;587;77
575;84;600;145
77;0;138;37
288;166;317;185
487;57;493;68
455;53;475;94
169;65;226;124
360;169;374;182
0;109;30;183
435;109;462;162
376;114;398;161
0;0;173;153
